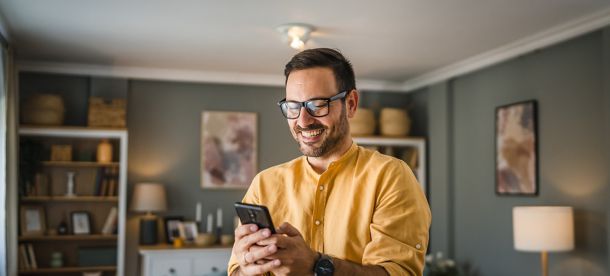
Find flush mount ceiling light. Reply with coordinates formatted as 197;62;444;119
276;23;315;51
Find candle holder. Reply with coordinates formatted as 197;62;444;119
65;172;76;197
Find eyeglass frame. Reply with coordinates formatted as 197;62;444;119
277;91;350;119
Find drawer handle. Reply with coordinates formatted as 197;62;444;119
169;267;176;274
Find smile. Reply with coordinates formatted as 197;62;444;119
301;129;324;138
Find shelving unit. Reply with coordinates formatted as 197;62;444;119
19;266;117;275
353;136;427;194
19;235;117;242
17;126;127;276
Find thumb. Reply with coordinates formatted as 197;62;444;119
277;222;302;237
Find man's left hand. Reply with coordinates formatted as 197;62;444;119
257;222;318;276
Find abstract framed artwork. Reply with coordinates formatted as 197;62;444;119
495;100;538;196
201;111;257;189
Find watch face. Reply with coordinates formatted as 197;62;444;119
315;258;334;276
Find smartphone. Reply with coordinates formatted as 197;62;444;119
234;202;276;234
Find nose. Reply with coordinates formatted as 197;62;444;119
296;106;315;127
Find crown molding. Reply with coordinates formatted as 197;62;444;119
16;61;286;87
400;7;610;92
16;60;404;92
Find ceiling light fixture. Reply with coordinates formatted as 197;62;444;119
276;23;315;51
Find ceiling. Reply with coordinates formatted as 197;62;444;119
1;1;610;91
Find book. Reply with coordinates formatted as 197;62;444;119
107;179;116;197
101;207;118;235
19;244;30;270
27;243;37;269
100;179;109;197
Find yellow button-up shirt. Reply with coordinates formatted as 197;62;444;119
228;143;431;275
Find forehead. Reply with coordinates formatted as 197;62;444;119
285;67;337;101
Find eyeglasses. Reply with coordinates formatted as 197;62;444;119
277;91;349;119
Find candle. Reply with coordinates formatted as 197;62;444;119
217;208;223;228
196;202;202;223
207;213;213;233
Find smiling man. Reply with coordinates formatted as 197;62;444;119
228;48;431;276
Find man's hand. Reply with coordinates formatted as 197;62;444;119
232;224;281;276
258;222;318;276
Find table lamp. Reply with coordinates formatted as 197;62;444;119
513;206;574;276
131;183;167;245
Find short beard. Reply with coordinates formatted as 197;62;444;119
295;104;349;157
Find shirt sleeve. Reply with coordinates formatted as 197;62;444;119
361;160;431;276
227;174;262;276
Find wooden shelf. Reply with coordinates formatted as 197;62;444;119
353;136;425;146
20;196;118;203
19;266;116;274
19;234;117;242
41;161;119;167
19;126;127;139
20;125;126;131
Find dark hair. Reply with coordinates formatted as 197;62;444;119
284;48;356;92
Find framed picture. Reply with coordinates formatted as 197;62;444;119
20;205;46;236
178;221;198;243
201;111;257;189
71;211;92;235
164;216;184;244
496;100;538;195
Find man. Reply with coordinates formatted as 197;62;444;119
228;48;431;276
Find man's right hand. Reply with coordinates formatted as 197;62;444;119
232;224;281;276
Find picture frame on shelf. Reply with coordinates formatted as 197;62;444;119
201;111;257;189
20;205;46;236
164;216;184;244
495;100;538;196
178;221;198;243
71;211;92;235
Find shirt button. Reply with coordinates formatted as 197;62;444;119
416;244;421;249
319;185;324;191
315;220;321;225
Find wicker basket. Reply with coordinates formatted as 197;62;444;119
379;108;411;137
22;94;65;126
349;108;375;136
88;97;126;128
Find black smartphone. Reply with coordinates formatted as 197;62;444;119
234;202;276;234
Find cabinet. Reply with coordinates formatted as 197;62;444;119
17;126;128;275
353;136;426;194
139;245;232;276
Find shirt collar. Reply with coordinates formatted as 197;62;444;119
302;141;359;175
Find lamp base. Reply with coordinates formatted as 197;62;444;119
541;251;548;276
139;217;158;245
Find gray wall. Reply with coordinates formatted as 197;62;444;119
428;29;610;275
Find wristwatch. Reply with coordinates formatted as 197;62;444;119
314;253;335;276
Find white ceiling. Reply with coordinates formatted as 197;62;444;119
1;1;610;91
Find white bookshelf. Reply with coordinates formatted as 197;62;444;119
354;136;426;194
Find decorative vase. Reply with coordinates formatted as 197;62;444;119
65;171;76;196
49;251;63;268
57;221;68;235
97;139;113;163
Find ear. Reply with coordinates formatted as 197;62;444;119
346;89;359;119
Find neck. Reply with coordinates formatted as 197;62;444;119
307;137;353;174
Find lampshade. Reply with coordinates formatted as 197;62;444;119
513;206;574;252
131;183;167;213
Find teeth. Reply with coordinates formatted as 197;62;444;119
302;129;323;138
